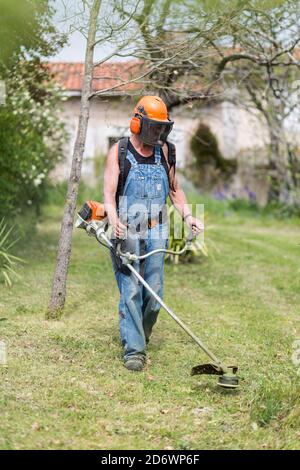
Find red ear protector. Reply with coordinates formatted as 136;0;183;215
130;115;142;134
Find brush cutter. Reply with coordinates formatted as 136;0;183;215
75;201;239;389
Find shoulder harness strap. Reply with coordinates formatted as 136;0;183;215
116;136;129;208
166;141;176;174
166;141;176;192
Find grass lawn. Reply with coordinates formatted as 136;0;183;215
0;200;300;450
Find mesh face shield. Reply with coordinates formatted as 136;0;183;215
139;116;174;147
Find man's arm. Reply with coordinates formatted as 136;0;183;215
162;145;203;235
103;144;127;238
169;175;203;235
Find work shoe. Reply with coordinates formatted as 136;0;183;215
124;355;145;372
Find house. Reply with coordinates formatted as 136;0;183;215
47;61;291;205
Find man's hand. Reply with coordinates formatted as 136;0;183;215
111;218;128;239
185;215;204;236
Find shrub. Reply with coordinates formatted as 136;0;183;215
166;205;209;264
189;123;236;189
0;60;66;219
0;218;24;287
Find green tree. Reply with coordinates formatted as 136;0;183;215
0;0;64;66
0;0;66;218
0;61;66;218
48;0;148;317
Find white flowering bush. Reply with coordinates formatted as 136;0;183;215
0;60;67;218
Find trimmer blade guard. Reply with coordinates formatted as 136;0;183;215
191;363;223;376
191;363;238;376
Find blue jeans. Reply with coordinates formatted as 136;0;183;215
111;223;168;361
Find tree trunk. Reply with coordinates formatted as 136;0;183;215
47;0;101;319
268;114;294;204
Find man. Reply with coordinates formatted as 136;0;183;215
104;96;202;371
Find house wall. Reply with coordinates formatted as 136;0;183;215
52;96;133;182
172;101;270;159
53;95;269;175
51;95;285;205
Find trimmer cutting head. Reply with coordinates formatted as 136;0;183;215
191;364;239;389
217;370;239;389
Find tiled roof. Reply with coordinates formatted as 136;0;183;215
46;61;144;95
47;50;300;96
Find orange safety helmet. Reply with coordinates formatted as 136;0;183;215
130;95;174;147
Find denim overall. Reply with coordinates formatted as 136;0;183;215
111;145;169;361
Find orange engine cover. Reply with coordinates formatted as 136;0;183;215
86;200;107;220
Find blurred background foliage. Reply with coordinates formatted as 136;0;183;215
0;0;65;66
189;123;237;191
0;61;67;219
0;0;67;284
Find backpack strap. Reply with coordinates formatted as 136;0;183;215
166;141;176;175
116;136;129;208
166;141;176;191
